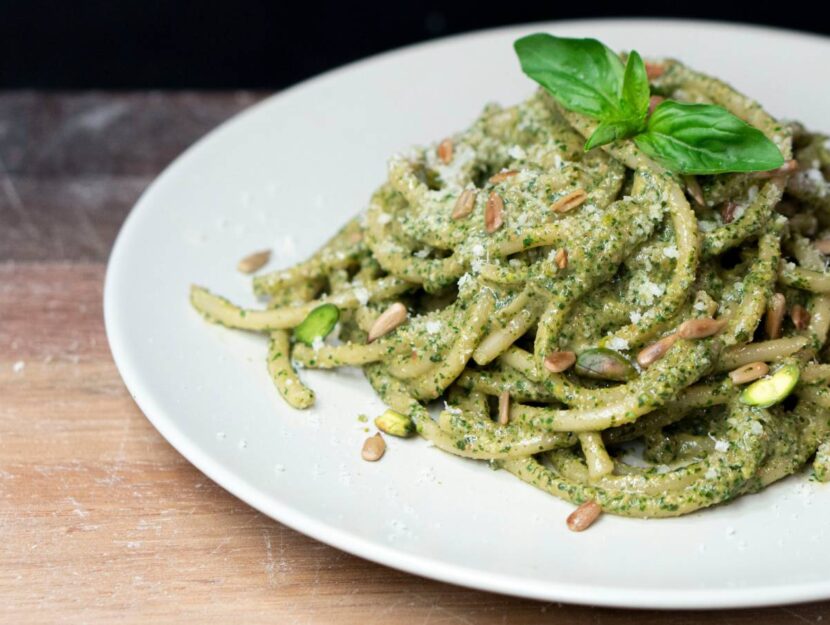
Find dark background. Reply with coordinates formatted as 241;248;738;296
2;1;828;90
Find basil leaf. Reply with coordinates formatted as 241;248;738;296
585;53;649;150
514;34;626;119
585;119;643;151
620;51;649;120
634;101;785;174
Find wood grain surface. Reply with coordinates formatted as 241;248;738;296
1;92;829;624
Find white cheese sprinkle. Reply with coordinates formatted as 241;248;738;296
638;280;666;305
353;287;370;306
714;439;730;453
629;311;642;324
311;337;325;352
425;320;442;335
806;168;825;185
508;145;527;160
377;212;392;225
663;246;679;259
607;337;629;352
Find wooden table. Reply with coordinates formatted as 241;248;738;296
1;91;828;624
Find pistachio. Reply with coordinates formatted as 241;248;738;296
575;348;637;382
292;304;340;346
740;364;799;408
374;409;415;438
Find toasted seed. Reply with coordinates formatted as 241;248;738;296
543;351;576;373
437;138;453;164
485;192;504;233
677;317;727;339
361;433;386;462
567;500;602;532
237;249;271;274
683;175;705;206
489;169;519;184
729;361;770;385
550;189;587;213
555;248;568;270
375;409;415;437
636;333;678;368
765;293;786;339
368;302;407;342
648;95;664;115
498;391;510;426
756;159;799;179
452;189;477;219
721;201;739;224
815;239;830;255
645;62;664;80
791;304;811;330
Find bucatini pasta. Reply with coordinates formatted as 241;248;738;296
191;52;830;519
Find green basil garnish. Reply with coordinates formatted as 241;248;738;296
634;100;785;174
293;303;340;346
514;34;626;119
514;33;784;174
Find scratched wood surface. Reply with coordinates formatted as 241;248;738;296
1;92;829;624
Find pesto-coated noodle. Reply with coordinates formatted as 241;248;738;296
191;57;830;518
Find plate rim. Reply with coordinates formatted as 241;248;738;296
104;17;830;609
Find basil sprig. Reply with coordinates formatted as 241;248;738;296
514;33;784;174
634;101;786;174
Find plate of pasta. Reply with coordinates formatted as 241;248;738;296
105;19;830;608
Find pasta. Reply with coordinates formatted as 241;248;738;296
191;56;830;519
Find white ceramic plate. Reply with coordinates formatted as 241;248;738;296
105;19;830;609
